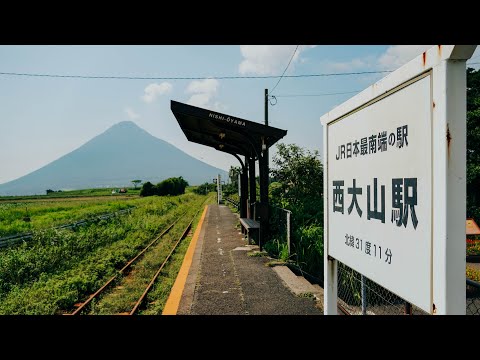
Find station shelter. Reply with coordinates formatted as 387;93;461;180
170;100;287;249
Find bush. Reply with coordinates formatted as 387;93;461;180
140;182;155;197
292;224;324;275
467;241;480;256
467;266;480;282
140;177;189;197
156;177;189;196
193;182;216;195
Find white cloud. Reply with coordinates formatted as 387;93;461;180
238;45;316;75
142;82;172;103
124;107;140;120
377;45;433;69
212;101;227;112
322;45;434;74
186;78;218;94
187;93;211;107
186;78;222;109
326;56;376;72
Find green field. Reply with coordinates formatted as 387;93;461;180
0;191;213;314
0;197;138;237
0;187;141;201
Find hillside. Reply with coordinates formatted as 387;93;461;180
0;121;227;195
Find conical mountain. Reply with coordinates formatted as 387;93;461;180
0;121;226;195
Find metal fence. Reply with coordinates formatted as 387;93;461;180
337;261;480;315
267;205;292;258
224;197;239;209
466;278;480;315
337;262;427;315
0;207;134;249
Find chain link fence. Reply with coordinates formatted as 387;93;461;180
338;261;479;315
466;278;480;315
337;262;428;315
267;205;291;259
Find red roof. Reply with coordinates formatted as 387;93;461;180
466;218;480;235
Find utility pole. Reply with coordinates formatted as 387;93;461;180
265;88;268;126
258;88;270;250
264;88;269;177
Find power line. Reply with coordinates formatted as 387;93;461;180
0;69;393;81
0;63;476;83
269;46;299;95
275;90;361;97
274;62;480;99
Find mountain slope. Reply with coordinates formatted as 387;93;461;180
0;121;227;195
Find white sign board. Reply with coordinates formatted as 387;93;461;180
321;45;477;315
327;74;432;312
217;174;222;204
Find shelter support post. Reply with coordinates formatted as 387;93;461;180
258;148;269;251
248;156;256;220
240;164;248;220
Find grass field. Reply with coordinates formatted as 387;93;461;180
0;187;141;201
0;191;215;314
0;197;138;237
0;186;197;237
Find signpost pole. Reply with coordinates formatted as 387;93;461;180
217;174;221;205
361;275;367;315
286;210;291;256
323;126;338;314
432;48;474;314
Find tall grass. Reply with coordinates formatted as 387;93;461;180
0;193;209;314
0;197;138;237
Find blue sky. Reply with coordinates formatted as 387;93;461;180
0;45;479;185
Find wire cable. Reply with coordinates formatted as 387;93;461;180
0;68;393;81
0;64;476;82
269;45;299;96
275;90;361;97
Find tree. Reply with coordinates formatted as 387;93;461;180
223;166;241;196
131;179;142;189
140;181;155;197
193;182;216;195
229;166;241;188
270;143;323;225
156;176;189;196
268;143;324;277
467;67;480;220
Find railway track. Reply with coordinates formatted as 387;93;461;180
70;209;201;315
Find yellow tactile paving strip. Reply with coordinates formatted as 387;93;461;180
162;205;208;315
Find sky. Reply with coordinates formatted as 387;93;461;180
0;45;479;185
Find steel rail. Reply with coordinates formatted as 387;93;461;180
70;212;186;315
129;210;200;315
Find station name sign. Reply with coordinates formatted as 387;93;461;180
326;74;432;312
209;112;246;127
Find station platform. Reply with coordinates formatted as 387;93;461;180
163;204;323;315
